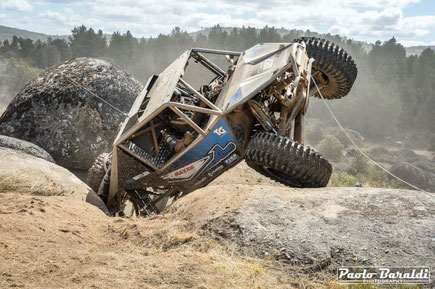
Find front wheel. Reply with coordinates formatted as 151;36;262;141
245;132;332;187
294;37;357;100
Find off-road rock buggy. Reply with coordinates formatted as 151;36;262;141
87;37;357;216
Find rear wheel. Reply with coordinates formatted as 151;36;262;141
245;132;332;187
85;153;110;214
294;37;357;100
86;153;108;193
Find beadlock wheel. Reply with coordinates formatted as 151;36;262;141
294;37;358;100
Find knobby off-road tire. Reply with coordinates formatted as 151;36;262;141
294;37;357;100
245;132;332;187
86;153;108;193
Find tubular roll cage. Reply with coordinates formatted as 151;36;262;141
107;44;315;206
107;48;243;203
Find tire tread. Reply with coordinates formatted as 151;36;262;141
245;132;332;187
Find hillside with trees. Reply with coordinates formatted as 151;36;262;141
0;25;55;42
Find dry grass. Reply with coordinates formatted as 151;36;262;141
108;214;335;289
0;174;24;193
0;173;70;196
329;283;422;289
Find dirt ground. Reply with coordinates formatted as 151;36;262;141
0;192;336;289
1;161;433;288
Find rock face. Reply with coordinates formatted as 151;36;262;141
0;146;108;214
0;135;54;162
0;58;143;170
391;162;435;191
173;163;435;269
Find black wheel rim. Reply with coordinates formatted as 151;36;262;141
263;167;302;187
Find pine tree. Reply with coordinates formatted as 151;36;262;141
69;25;107;58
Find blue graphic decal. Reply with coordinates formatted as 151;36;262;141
167;119;236;177
202;142;236;173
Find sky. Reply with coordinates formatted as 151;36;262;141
0;0;434;46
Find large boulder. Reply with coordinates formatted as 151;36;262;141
175;185;435;268
391;162;435;191
0;58;143;170
0;135;54;162
172;163;435;269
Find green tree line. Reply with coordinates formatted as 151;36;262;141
0;25;434;139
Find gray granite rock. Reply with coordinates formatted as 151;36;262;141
391;162;435;191
0;58;143;170
0;135;54;162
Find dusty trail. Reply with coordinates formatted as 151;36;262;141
0;187;328;288
1;161;433;288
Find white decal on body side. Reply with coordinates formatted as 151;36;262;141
132;171;150;181
163;157;209;180
213;126;227;136
263;58;274;70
